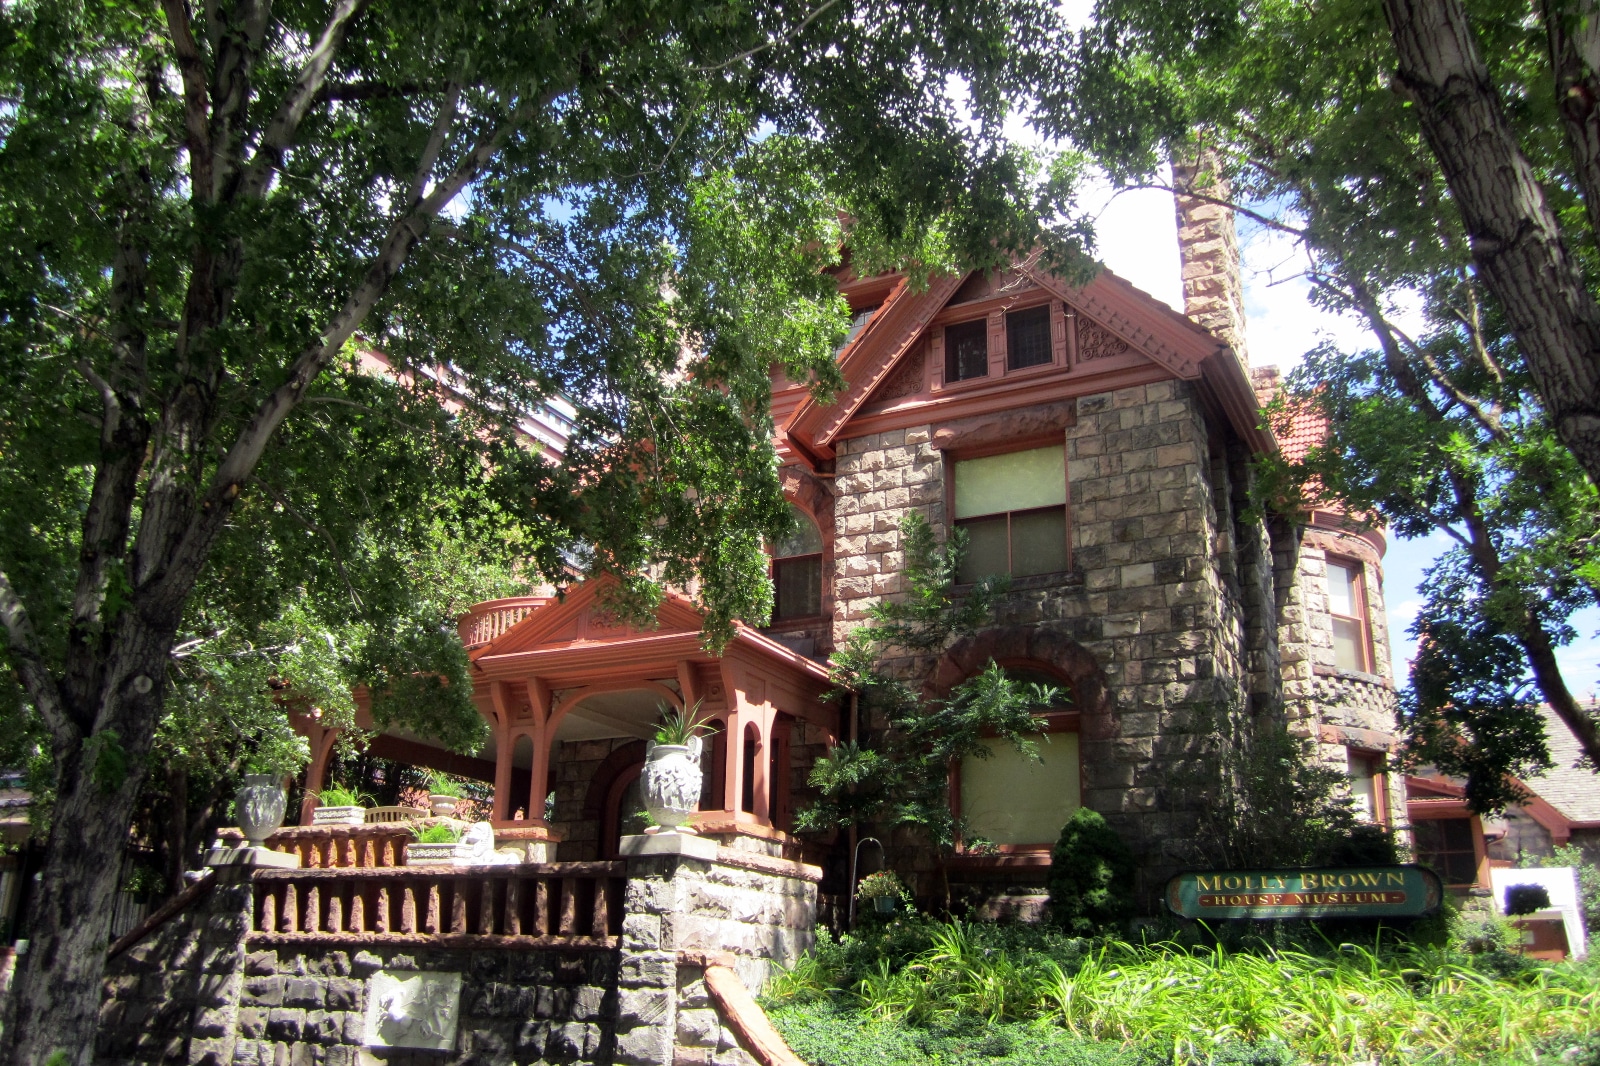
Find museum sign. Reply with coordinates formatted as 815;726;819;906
1165;866;1444;919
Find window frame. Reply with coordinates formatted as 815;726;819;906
949;664;1082;864
946;439;1072;583
1326;555;1374;674
1409;809;1488;888
930;298;1065;391
769;504;825;625
1346;747;1390;826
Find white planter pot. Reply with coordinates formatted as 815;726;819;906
404;842;475;865
640;737;703;831
311;805;367;826
428;794;460;817
235;774;287;846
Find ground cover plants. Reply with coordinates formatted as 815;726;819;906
763;917;1600;1065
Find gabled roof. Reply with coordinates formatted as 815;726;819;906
781;260;1273;463
1526;704;1600;824
476;574;705;658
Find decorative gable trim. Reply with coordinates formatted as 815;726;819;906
481;575;705;657
785;273;966;458
1019;263;1213;380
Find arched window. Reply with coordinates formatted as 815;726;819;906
771;504;823;622
957;667;1079;849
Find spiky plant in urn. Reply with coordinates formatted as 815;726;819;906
642;703;707;833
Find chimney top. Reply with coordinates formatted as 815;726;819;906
1173;149;1248;365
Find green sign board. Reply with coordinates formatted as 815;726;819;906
1165;866;1443;920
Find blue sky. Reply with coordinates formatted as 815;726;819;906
1081;178;1600;703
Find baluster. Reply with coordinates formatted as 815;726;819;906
327;884;344;933
305;884;321;933
450;879;469;934
479;878;498;935
559;879;577;936
504;878;522;936
591;877;610;938
374;883;390;933
382;838;395;866
348;882;365;934
535;878;551;936
283;883;299;933
362;837;376;867
259;889;277;934
425;881;441;935
401;883;417;934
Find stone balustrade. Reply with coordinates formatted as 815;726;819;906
247;862;626;949
456;595;549;649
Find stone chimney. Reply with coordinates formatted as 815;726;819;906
1172;147;1248;364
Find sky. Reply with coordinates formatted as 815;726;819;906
1077;176;1600;703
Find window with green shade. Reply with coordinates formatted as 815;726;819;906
960;731;1080;846
954;446;1067;582
771;504;823;621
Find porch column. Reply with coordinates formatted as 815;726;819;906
289;712;340;825
526;677;553;825
723;704;748;823
488;681;518;822
750;709;774;824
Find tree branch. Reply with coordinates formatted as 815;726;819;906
0;568;72;745
694;0;842;73
1123;181;1309;239
160;0;214;199
248;477;362;607
406;79;462;207
241;0;371;199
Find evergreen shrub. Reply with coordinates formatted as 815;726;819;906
1047;808;1136;935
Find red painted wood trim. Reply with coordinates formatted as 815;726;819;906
702;964;809;1066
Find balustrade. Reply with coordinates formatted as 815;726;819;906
247;862;625;948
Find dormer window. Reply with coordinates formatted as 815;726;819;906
944;320;989;382
771;504;824;622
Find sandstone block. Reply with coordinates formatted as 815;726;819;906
265;1007;304;1041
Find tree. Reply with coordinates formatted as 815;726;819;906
1050;0;1600;804
0;0;1087;1059
798;515;1064;890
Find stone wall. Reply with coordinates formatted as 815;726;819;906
97;847;818;1066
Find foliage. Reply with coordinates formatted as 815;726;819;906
1047;809;1136;936
1539;846;1600;942
765;918;1600;1064
653;702;709;747
1162;703;1397;870
1505;884;1554;917
317;785;368;809
857;871;912;904
424;772;467;799
1055;0;1600;799
410;822;464;844
798;515;1065;854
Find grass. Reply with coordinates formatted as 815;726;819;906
763;918;1600;1065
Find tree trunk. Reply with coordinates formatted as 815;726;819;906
1384;0;1600;486
3;744;151;1066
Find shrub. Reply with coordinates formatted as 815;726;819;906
1505;883;1553;916
1047;808;1135;935
856;870;909;902
1539;845;1600;941
411;823;462;844
318;784;367;807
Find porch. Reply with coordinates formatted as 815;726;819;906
291;579;838;861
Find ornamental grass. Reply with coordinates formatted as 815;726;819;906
765;920;1600;1064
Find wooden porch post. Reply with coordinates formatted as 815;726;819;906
291;714;340;826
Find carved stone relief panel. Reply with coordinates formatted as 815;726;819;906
1076;320;1132;362
866;348;926;406
363;970;463;1050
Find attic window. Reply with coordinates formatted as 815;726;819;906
1006;305;1052;370
944;320;989;382
838;306;878;351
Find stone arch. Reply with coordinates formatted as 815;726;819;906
929;623;1114;744
581;739;648;859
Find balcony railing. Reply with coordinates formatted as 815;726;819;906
247;862;625;949
457;596;549;649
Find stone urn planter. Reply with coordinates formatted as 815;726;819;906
640;736;703;832
404;841;476;865
428;794;460;818
235;774;288;846
311;805;367;826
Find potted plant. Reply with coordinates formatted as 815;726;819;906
425;771;466;817
640;703;707;834
855;870;909;915
235;733;310;846
402;822;502;865
311;784;369;825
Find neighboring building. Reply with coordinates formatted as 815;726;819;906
292;191;1413;909
1406;704;1600;891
